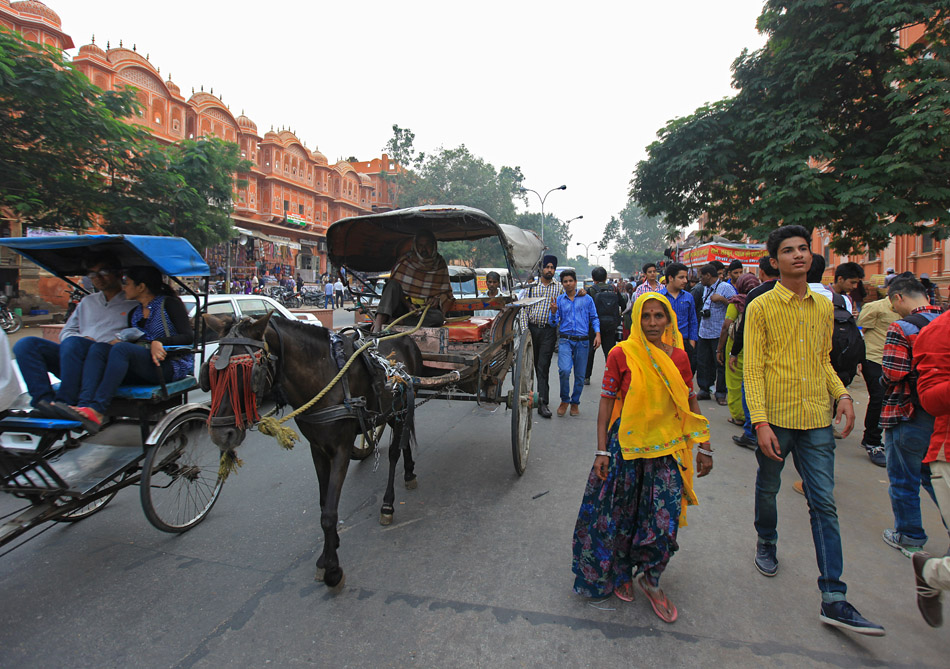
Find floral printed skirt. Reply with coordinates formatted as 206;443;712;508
572;421;683;597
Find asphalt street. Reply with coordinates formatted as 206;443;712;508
0;321;947;667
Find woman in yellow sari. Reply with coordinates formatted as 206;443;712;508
572;293;713;623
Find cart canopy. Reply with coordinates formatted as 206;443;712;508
327;206;544;280
0;235;210;278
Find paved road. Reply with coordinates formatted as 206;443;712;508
0;341;946;667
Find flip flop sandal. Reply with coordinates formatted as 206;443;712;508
727;417;744;426
613;582;635;602
35;400;62;419
638;578;678;623
54;404;101;434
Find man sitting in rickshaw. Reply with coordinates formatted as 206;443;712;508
13;253;137;418
372;230;456;331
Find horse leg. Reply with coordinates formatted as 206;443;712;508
401;423;417;490
311;447;330;582
318;445;350;591
380;428;401;526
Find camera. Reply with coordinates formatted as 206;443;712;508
701;308;711;319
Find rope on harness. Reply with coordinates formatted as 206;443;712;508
218;449;244;480
257;305;431;449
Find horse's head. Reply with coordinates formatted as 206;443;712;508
202;311;276;451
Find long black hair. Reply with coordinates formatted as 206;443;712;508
124;266;179;302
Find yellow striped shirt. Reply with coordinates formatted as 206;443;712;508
744;281;846;429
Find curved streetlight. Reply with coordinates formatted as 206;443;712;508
565;215;584;226
575;241;596;264
520;184;566;244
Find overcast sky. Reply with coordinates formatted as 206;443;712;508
56;0;767;265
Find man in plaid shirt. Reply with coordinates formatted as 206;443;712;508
880;275;945;557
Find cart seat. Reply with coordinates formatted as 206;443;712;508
445;318;492;343
0;416;82;431
113;376;197;400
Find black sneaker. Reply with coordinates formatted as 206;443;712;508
819;601;886;636
733;434;758;450
754;541;778;577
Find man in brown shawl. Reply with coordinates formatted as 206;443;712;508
372;230;456;331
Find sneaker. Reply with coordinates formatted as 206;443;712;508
865;445;886;467
732;434;758;450
584;377;591;386
819;601;885;636
882;529;924;558
912;551;944;628
754;541;778;577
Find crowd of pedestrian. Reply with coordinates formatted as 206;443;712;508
512;227;950;634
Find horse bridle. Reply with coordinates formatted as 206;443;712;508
202;328;281;428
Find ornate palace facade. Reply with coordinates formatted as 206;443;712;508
1;1;396;302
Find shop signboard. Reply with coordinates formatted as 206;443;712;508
681;242;766;270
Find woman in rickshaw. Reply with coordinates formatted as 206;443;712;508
56;266;194;432
572;292;713;623
371;230;456;331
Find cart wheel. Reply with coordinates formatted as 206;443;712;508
53;472;124;522
351;424;385;461
140;408;223;533
510;331;535;476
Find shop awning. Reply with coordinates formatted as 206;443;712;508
232;226;301;250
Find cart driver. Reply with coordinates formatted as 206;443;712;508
371;230;456;332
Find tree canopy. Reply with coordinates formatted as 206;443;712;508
632;1;950;255
0;27;250;250
599;201;669;277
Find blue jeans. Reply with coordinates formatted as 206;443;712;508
324;294;333;308
12;335;97;407
741;382;755;441
558;337;589;404
80;342;173;413
754;425;846;602
884;411;940;546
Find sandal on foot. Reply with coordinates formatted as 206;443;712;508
638;578;678;623
727;417;744;426
614;582;635;602
56;404;101;434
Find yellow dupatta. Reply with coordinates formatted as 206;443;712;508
615;293;710;524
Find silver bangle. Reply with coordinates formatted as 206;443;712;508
594;450;611;457
698;447;714;457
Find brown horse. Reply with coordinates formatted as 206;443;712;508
202;312;423;590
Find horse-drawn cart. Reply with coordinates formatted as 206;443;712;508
0;235;221;553
328;205;545;475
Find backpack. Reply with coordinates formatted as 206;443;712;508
830;293;865;386
904;311;940;407
592;286;621;327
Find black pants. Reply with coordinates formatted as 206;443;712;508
861;359;885;447
528;323;557;406
696;337;726;397
586;324;618;381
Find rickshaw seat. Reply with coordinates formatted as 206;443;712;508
444;317;492;343
113;376;197;400
0;416;82;431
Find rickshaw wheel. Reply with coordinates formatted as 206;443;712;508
53;472;124;522
140;409;223;533
351;424;385;461
510;331;535;476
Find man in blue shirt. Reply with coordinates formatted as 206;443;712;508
696;262;736;404
660;262;699;371
550;269;600;416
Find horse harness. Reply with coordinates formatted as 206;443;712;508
203;322;413;452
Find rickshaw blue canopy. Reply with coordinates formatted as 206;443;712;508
0;235;210;278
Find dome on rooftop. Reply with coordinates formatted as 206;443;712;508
11;1;61;27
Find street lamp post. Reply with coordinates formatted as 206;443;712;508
565;215;584;226
575;241;596;264
521;184;566;244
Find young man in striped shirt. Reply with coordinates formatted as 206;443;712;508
744;225;884;636
519;255;563;419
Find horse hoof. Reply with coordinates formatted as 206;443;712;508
315;566;325;582
405;478;418;490
328;572;346;594
379;512;393;526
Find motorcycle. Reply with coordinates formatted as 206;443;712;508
0;295;22;333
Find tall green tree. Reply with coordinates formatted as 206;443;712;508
600;201;668;277
632;1;950;255
105;138;252;250
0;27;147;228
514;212;570;263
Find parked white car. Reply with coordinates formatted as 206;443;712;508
180;294;322;325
